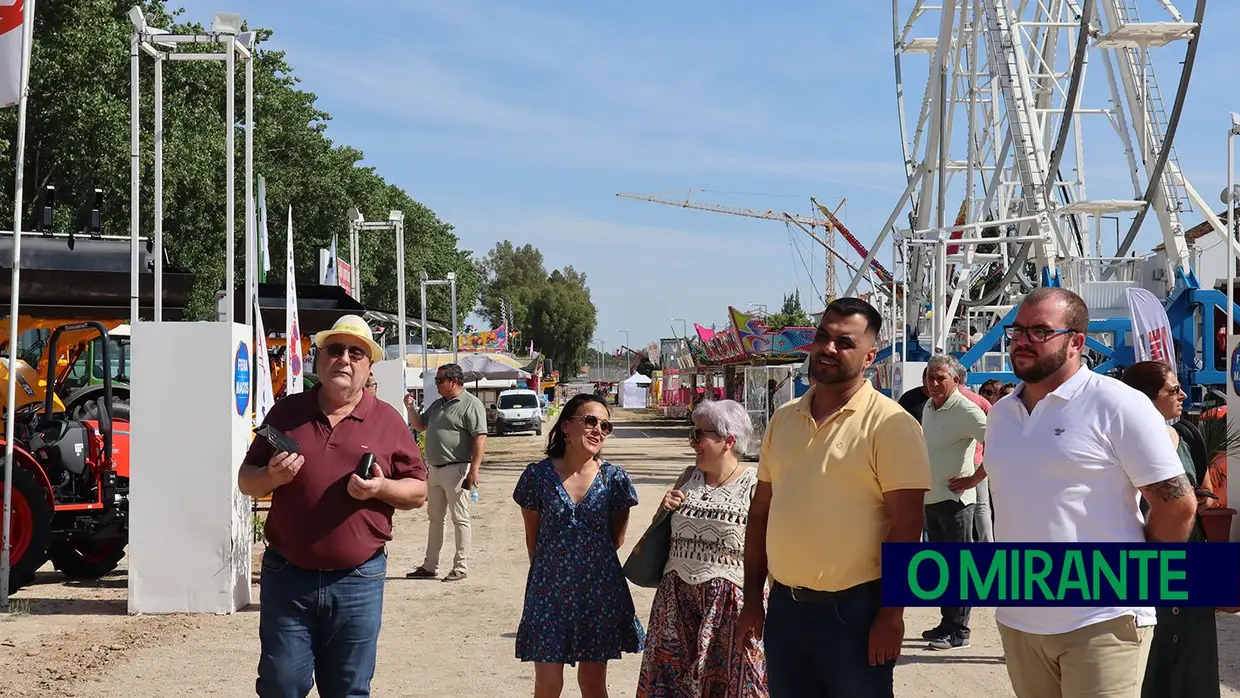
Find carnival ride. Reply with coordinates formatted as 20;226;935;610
872;0;1238;406
623;1;1239;407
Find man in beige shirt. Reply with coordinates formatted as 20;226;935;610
920;353;987;651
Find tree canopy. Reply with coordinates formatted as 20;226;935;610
766;290;813;330
0;1;480;326
478;241;596;374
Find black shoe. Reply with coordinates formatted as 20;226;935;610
921;624;948;640
928;632;971;650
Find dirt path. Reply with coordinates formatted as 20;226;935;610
2;408;1239;697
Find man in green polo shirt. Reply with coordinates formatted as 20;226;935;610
405;363;487;582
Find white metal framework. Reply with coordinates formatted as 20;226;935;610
853;0;1230;353
129;7;256;325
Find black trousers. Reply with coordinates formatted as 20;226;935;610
924;499;974;636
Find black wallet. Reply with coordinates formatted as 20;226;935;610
254;424;299;455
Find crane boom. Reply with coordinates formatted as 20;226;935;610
615;192;827;229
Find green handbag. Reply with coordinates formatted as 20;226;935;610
623;466;694;588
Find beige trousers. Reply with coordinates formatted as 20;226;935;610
997;614;1153;698
420;462;472;575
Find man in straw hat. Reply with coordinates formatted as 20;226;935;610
239;314;428;697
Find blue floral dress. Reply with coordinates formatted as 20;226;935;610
513;458;647;665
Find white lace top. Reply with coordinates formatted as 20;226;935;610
663;466;757;588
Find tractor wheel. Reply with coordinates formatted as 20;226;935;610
47;536;127;580
3;467;52;595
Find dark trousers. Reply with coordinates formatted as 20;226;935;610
924;499;973;637
256;547;387;698
765;579;894;697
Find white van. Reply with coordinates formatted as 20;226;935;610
491;388;543;436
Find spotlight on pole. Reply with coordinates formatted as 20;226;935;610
211;12;242;35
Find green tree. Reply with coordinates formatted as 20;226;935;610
0;1;479;328
479;242;596;372
766;290;813;330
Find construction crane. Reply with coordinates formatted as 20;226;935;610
615;191;895;304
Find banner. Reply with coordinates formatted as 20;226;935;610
1125;287;1176;368
458;324;508;353
256;175;271;283
252;296;275;424
0;0;24;108
285;205;303;394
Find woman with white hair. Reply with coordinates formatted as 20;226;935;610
636;399;767;698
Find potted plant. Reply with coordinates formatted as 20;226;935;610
1195;413;1237;541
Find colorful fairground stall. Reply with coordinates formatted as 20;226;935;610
657;306;816;456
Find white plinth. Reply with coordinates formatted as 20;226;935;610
371;359;409;424
128;321;254;614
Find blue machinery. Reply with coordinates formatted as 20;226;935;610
876;270;1240;409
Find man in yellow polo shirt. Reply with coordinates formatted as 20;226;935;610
738;297;930;697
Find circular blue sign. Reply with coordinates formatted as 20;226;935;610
1230;343;1240;397
235;341;251;416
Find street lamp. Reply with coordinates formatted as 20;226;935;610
420;269;460;394
594;339;605;382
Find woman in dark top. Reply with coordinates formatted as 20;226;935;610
1121;361;1219;698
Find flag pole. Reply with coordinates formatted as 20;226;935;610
3;0;38;610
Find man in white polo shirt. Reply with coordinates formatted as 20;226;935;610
983;287;1196;697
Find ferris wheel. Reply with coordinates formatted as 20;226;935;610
854;0;1227;353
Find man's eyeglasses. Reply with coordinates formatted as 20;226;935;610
572;414;614;436
1003;325;1076;343
323;343;368;362
689;428;719;444
434;376;456;385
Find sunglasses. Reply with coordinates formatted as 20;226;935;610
572;414;613;436
689;428;720;444
323;343;368;362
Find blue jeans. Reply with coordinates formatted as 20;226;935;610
256;547;387;698
764;579;894;697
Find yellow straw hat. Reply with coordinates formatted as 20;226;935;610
313;314;384;363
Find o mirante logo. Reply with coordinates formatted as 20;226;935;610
882;542;1240;608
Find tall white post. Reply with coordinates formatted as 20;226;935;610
154;54;163;321
223;35;235;323
244;52;254;327
396;221;406;386
451;276;458;365
2;0;37;610
130;30;141;324
420;277;428;397
1229;128;1235;343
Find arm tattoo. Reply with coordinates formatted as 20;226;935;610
1139;474;1191;503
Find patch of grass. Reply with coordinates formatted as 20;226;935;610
2;598;30;619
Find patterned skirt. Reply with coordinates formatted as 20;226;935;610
636;572;768;698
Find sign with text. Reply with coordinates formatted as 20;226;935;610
881;542;1240;607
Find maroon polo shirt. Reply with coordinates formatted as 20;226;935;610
245;385;427;571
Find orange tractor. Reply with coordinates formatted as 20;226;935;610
2;321;127;594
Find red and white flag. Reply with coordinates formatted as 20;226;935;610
0;0;25;108
1125;287;1177;368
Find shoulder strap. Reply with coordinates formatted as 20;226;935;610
672;466;695;490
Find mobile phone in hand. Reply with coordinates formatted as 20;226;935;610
255;424;299;455
356;452;377;480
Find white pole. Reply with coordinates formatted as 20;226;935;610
153;53;163;322
3;0;38;610
130;29;140;324
224;35;235;324
1229;128;1235;344
420;278;428;398
451;277;458;365
396;221;406;387
244;51;254;327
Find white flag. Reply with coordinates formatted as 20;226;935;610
257;176;271;277
285;205;303;394
1125;287;1177;368
0;0;27;109
253;296;276;423
325;233;338;285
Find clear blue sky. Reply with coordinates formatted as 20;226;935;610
177;0;1240;350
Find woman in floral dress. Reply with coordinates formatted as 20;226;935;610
513;393;645;698
636;398;767;697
